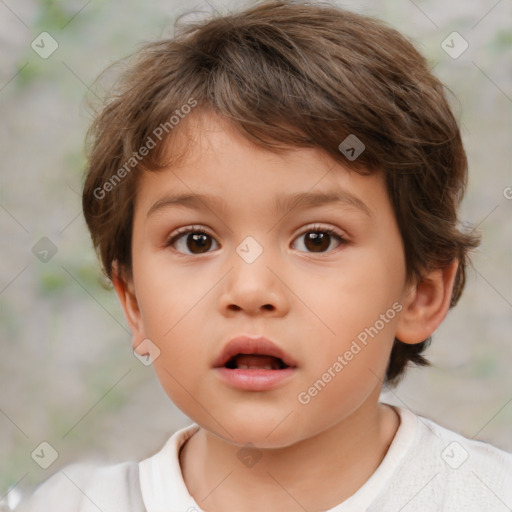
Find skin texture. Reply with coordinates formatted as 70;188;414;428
113;111;458;511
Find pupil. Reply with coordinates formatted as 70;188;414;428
305;232;329;252
187;233;212;253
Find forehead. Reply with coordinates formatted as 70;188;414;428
154;109;333;171
135;110;386;218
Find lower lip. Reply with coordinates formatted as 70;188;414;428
214;367;296;391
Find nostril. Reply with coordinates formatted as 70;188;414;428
226;304;275;312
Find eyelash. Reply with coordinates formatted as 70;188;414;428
166;224;347;256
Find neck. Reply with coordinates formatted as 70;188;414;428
180;396;400;512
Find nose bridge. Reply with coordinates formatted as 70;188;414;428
235;235;267;267
220;234;287;314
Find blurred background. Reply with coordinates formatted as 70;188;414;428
1;0;511;506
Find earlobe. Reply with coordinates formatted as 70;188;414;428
395;259;459;344
111;261;149;355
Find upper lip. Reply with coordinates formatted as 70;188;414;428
213;335;298;368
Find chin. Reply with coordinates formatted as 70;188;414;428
206;410;309;449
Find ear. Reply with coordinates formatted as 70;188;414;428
111;261;150;356
395;259;459;344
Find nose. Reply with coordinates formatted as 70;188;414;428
218;242;290;317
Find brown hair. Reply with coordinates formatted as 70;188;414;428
82;0;480;385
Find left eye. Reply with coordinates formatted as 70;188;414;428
168;229;220;255
292;228;345;253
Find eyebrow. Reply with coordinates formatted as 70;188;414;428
275;190;373;218
146;189;373;218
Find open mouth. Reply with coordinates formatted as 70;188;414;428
214;337;297;390
224;354;290;370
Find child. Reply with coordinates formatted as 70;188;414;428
16;1;512;511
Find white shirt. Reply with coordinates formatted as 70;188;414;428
15;405;512;511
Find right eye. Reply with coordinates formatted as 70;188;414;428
166;226;220;255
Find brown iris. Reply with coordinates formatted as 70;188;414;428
187;233;212;253
304;231;331;252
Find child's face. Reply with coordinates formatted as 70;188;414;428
122;112;412;447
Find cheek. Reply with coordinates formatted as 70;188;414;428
134;251;202;335
133;253;218;374
293;251;402;386
294;317;397;430
299;257;401;336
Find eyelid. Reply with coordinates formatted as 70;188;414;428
167;223;346;241
166;223;348;256
166;224;219;255
295;223;347;241
292;223;348;254
167;224;215;242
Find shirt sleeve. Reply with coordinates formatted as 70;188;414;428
14;461;147;512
